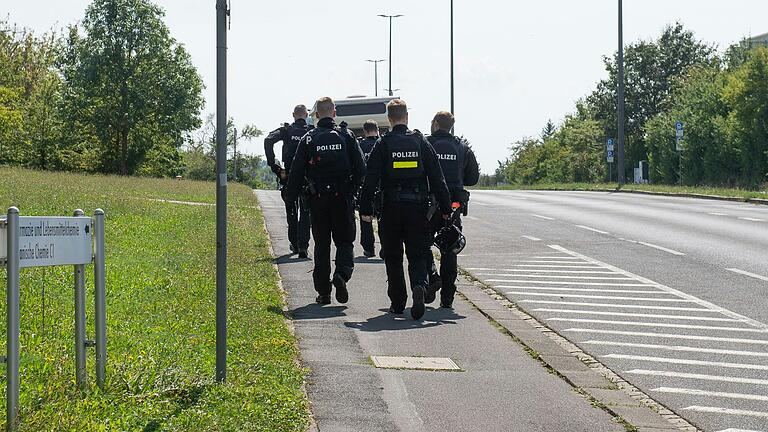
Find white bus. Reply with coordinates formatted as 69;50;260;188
309;95;399;136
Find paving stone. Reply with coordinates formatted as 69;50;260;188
584;388;643;407
608;406;678;429
562;370;617;390
538;354;591;373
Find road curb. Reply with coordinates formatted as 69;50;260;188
456;273;700;432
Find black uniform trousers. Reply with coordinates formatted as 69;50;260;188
281;186;311;249
309;193;356;295
379;202;433;310
359;213;377;253
429;215;462;304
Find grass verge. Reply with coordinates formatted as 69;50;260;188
0;167;308;431
473;182;768;202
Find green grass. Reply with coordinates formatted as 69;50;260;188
0;167;308;431
473;182;768;201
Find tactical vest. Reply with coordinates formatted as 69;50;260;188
381;131;428;202
305;127;352;191
282;122;312;169
429;134;465;191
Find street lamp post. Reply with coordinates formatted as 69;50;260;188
215;0;229;383
378;14;403;96
450;0;454;116
617;0;626;185
366;59;386;97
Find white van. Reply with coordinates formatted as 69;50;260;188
309;95;399;136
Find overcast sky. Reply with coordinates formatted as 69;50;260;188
6;1;768;173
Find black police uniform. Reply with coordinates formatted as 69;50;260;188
358;136;379;255
286;117;366;302
427;131;480;308
264;118;313;254
359;125;451;318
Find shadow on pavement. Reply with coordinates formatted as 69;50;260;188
354;256;384;264
274;253;312;264
344;307;465;332
289;303;348;320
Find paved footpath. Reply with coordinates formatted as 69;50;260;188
257;190;637;432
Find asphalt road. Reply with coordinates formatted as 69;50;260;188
461;190;768;432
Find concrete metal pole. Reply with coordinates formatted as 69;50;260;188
450;0;455;116
617;0;626;185
215;0;229;383
73;209;87;390
6;207;20;431
93;209;106;389
233;127;238;182
388;17;393;96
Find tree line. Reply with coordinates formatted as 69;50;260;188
498;24;768;189
1;0;272;187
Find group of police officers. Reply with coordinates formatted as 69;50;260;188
265;97;479;320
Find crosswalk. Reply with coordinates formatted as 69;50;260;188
464;245;768;432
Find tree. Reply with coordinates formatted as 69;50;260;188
541;119;557;141
60;0;204;175
585;23;715;176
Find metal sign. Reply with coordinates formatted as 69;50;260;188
607;138;615;151
607;150;615;163
675;122;684;151
0;217;92;268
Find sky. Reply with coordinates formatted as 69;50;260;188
5;1;768;174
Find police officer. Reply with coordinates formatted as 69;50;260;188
286;97;366;305
426;111;480;309
358;119;380;257
359;99;452;320
264;104;313;258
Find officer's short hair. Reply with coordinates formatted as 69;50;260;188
293;104;308;116
315;97;335;118
433;111;455;131
387;99;408;121
363;119;379;133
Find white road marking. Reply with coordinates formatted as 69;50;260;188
514;265;606;269
497;286;658;294
683;406;768;419
507;292;689;303
517;260;590;264
716;428;765;432
549;318;761;333
653;387;768;403
492;280;659;287
477;273;634;280
536;309;740;322
532;256;574;259
583;340;768;358
627;370;768;386
576;225;610;235
521;235;541;242
708;212;729;216
606;354;768;371
531;214;555;220
637;241;686;256
519;300;714;312
727;268;768;283
469;268;617;274
739;217;766;222
567;328;768;345
549;245;768;331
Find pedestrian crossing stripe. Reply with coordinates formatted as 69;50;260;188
393;161;418;169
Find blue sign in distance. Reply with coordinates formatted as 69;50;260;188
607;138;615;151
675;121;683;131
607;150;615;163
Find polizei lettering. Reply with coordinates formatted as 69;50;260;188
392;151;418;158
316;144;342;152
436;153;457;161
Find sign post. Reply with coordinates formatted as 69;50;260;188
2;207;105;431
675;122;684;185
607;138;615;182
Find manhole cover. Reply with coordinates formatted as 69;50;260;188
370;356;461;371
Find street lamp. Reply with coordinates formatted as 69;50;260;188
378;14;404;96
617;0;625;185
366;59;386;97
450;0;455;133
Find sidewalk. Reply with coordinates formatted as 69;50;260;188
257;190;625;432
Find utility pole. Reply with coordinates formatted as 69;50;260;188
450;0;455;134
617;0;626;185
378;14;403;96
215;0;229;383
366;59;386;97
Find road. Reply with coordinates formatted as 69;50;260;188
461;190;768;432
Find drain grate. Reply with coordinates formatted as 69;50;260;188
370;356;461;371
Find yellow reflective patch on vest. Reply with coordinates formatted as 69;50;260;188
393;161;418;169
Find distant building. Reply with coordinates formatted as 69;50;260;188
748;32;768;47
